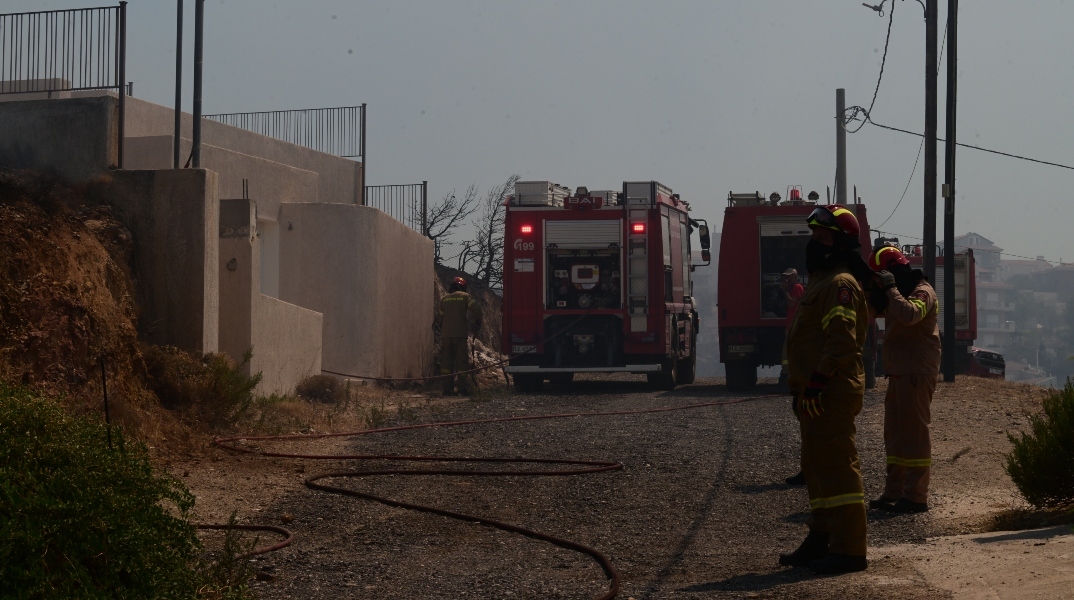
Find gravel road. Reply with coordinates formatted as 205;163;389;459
218;373;1037;600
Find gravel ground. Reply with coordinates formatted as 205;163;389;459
177;374;1046;599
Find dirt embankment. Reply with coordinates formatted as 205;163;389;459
0;170;238;453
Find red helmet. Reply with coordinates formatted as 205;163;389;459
452;276;468;291
807;204;860;241
870;245;911;272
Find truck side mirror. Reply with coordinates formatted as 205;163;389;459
698;224;710;250
702;249;711;263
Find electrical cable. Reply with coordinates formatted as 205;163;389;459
858;117;1074;171
874;22;948;229
845;0;896;134
214;391;784;600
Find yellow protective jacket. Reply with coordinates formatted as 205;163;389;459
878;279;941;375
787;264;868;397
439;291;480;338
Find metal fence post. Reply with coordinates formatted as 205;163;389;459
173;0;183;168
192;0;204;168
422;180;428;237
117;2;127;168
360;103;367;205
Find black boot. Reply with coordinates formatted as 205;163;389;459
779;530;829;567
868;495;898;510
809;553;867;574
881;498;928;513
784;471;806;486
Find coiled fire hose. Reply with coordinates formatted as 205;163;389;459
212;392;783;599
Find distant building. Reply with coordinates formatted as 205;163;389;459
998;256;1052;283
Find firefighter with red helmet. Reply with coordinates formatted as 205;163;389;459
438;276;482;396
779;205;869;575
866;245;940;514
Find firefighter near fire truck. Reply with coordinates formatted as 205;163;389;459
866;245;940;514
779;205;869;575
501;181;711;392
438;276;482;396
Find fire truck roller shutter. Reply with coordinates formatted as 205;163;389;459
545;220;622;249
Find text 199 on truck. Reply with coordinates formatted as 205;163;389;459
717;189;875;390
502;181;712;392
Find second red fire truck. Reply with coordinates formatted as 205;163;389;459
502;181;711;391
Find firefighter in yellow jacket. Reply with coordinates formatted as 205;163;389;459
866;245;940;514
779;205;869;575
438;276;482;396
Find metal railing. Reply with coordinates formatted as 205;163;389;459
364;182;427;236
0;3;128;166
204;104;366;159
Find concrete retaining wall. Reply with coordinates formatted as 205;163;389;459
126;135;319;221
115;94;362;204
279;203;434;379
220;199;322;394
0;96;117;180
105;169;219;354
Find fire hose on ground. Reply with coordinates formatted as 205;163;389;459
210;392;785;600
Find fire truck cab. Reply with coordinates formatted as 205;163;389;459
502;181;711;392
717;189;874;390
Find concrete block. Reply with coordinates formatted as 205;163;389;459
219;198;323;395
279;203;434;380
0;96;117;180
105;169;219;354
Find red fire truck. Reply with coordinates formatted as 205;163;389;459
502;181;712;392
717;189;875;390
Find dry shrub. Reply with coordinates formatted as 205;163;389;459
295;374;347;404
143;346;261;429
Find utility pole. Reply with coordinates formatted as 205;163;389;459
942;0;958;382
173;0;183;168
192;0;205;168
922;0;938;283
836;89;848;205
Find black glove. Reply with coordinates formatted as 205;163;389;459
868;287;890;313
877;270;896;290
800;372;828;418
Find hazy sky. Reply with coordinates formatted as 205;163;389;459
10;1;1074;263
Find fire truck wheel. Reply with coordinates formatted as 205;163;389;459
647;360;678;391
725;360;757;391
513;374;543;393
677;352;697;385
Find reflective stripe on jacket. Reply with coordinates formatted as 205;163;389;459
880;280;941;375
786;264;868;397
439;291;480;338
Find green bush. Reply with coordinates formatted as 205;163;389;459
0;384;202;599
1005;379;1074;508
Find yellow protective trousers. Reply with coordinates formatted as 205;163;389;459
439;336;472;394
883;373;935;504
798;390;867;557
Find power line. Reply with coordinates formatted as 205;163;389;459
874;22;947;229
859;117;1074;171
845;0;897;134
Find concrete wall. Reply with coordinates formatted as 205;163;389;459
112;94;362;204
279;203;434;379
105;169;220;354
219;199;323;394
0;96;117;180
125;135;319;221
